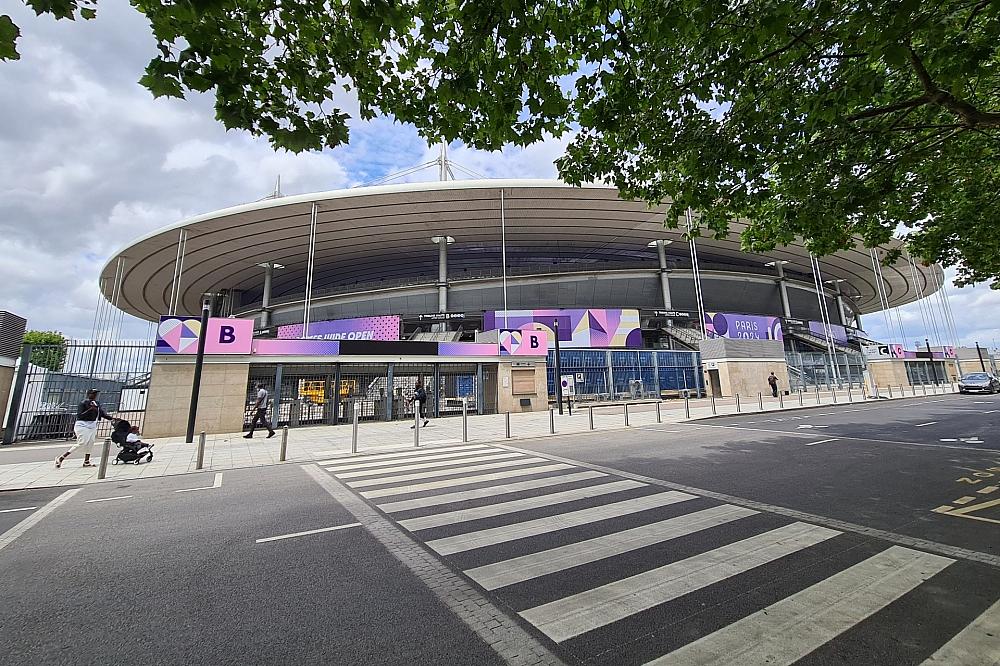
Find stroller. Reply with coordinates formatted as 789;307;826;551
111;419;154;465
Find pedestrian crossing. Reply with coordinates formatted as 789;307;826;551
321;444;1000;665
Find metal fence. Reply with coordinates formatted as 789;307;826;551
4;342;155;444
546;348;704;400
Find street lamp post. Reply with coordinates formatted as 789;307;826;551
185;295;212;444
553;319;564;415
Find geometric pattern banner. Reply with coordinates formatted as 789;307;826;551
156;316;201;354
484;309;642;348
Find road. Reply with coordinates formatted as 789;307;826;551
2;393;998;664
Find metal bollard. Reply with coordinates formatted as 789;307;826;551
279;426;288;462
798;389;804;406
462;398;469;443
831;388;837;404
656;401;662;423
624;403;630;426
588;406;594;430
684;395;690;419
758;392;764;411
196;431;206;470
549;408;555;434
505;412;511;439
351;407;359;453
815;385;821;404
779;391;784;408
710;393;717;415
888;384;893;398
414;408;420;447
97;438;111;479
922;382;927;395
899;385;903;398
736;394;741;413
847;386;852;403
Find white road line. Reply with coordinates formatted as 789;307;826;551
85;496;133;503
378;471;607;513
346;457;553;489
805;438;839;447
0;506;38;514
915;422;938;427
175;472;224;493
651;545;954;666
255;523;361;543
0;442;74;452
465;504;758;591
426;491;696;556
334;452;526;479
0;488;81;553
326;447;502;472
399;480;646;531
361;463;576;500
319;444;490;466
521;522;839;643
922;598;1000;665
687;423;995;452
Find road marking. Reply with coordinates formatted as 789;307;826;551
922;598;1000;664
334;452;527;479
796;424;829;429
255;523;361;543
0;442;74;452
651;546;954;666
174;472;224;493
360;463;576;500
399;480;646;531
915;422;938;427
465;504;758;591
686;423;994;452
954;496;977;505
0;506;37;514
318;444;490;466
378;471;607;513
426;491;696;556
345;457;553;489
978;485;998;495
805;438;839;447
85;496;132;503
521;522;840;643
0;488;81;553
326;447;502;472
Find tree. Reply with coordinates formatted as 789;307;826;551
6;1;1000;286
23;330;67;372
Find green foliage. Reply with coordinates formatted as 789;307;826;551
23;330;67;372
3;0;97;60
7;0;1000;286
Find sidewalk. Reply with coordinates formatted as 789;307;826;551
0;383;958;491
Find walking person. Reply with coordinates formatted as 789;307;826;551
409;379;430;429
244;383;276;439
768;371;779;398
56;388;114;468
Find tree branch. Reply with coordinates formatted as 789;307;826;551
847;96;928;121
906;44;1000;127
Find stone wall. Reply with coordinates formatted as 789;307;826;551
143;360;250;438
497;361;548;413
707;359;789;398
867;360;910;388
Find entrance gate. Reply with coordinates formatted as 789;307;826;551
3;342;155;444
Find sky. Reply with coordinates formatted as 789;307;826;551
2;1;998;353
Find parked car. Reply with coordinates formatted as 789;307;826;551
958;373;1000;394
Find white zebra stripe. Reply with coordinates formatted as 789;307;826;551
334;452;527;479
360;464;576;500
346;457;554;489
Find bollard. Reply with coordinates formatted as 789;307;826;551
656;401;662;423
414;408;420;447
798;389;804;406
847;386;852;403
815;385;821;404
351;407;359;453
588;406;594;430
736;394;741;413
758;392;764;411
624;403;630;426
779;391;784;408
888;384;893;398
462;398;469;443
922;382;927;395
898;385;903;398
549;408;555;434
279;425;288;462
97;437;111;479
505;412;511;439
831;388;837;404
196;431;206;470
684;395;691;419
710;393;717;415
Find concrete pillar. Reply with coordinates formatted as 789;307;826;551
654;240;673;310
261;263;274;328
431;236;454;332
832;281;848;325
774;262;792;319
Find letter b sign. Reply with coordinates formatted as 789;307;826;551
219;326;236;343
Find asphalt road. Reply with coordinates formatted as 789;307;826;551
3;394;999;665
0;465;501;666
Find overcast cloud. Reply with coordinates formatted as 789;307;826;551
1;1;997;353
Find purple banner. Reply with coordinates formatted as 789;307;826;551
277;316;400;341
808;321;848;345
252;339;341;356
483;309;641;348
705;312;783;341
437;342;500;356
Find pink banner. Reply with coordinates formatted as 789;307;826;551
499;329;549;356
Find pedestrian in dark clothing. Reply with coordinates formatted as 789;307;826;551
56;388;114;468
410;380;430;428
768;372;779;398
244;383;276;439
